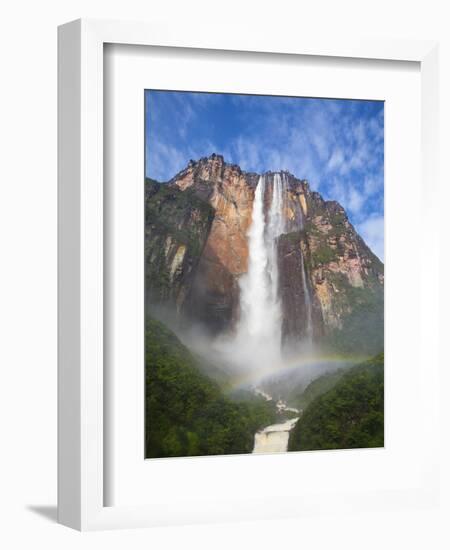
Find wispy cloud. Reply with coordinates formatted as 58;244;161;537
357;215;384;261
146;140;186;182
327;149;345;172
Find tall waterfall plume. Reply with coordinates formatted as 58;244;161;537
235;173;287;372
227;171;315;375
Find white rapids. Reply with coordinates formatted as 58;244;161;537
253;417;299;454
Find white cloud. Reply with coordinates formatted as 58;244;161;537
146;141;188;181
368;111;384;143
357;215;384;261
327;148;345;172
232;136;261;171
327;178;347;208
363;174;383;197
311;133;329;161
347;186;364;215
327;179;366;218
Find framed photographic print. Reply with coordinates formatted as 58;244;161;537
58;19;440;530
143;90;385;460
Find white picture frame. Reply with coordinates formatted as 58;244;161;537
58;18;440;531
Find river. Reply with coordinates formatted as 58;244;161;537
251;390;300;453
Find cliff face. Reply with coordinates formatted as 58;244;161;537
276;176;384;353
304;192;384;353
145;154;384;354
144;178;214;312
169;155;258;333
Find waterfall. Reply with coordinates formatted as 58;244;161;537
267;173;287;304
298;194;313;345
235;174;285;372
233;172;313;373
300;252;313;344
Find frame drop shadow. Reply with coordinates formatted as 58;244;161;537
27;505;57;523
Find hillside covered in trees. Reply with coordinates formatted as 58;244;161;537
145;318;278;458
288;354;384;452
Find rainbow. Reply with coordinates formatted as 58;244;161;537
224;352;370;391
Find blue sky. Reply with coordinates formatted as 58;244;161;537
145;91;384;260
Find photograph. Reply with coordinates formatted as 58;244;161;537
144;90;384;459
